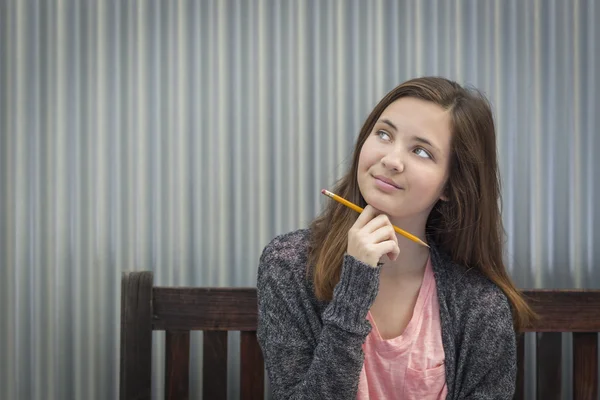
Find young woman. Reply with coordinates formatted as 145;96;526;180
257;77;534;399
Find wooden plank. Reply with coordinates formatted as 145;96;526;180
152;288;600;332
536;332;562;400
240;331;264;400
165;331;190;400
514;334;525;400
120;271;154;400
203;331;228;400
573;333;598;400
153;288;258;331
522;290;600;332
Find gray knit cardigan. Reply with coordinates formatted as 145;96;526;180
257;229;516;399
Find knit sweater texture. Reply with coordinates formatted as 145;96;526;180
257;229;516;399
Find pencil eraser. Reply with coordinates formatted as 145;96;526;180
321;189;326;195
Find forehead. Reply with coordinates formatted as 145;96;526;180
378;97;452;141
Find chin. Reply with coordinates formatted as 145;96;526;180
363;191;426;219
362;191;398;214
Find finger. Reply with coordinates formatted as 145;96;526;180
368;225;397;245
352;204;380;230
362;213;393;234
387;246;400;261
383;241;401;262
373;241;400;261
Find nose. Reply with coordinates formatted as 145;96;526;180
381;152;404;173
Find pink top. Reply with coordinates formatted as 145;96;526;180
357;257;448;400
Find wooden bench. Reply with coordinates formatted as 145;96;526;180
120;271;600;400
515;291;600;400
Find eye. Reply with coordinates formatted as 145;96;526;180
414;147;432;159
377;130;391;141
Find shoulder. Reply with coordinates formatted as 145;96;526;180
431;247;513;329
259;229;311;267
257;228;312;287
258;229;311;279
432;249;518;397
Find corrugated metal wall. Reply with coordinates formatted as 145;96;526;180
1;1;599;399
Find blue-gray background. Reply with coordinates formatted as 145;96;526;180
1;1;599;399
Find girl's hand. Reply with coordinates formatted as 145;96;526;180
346;205;400;267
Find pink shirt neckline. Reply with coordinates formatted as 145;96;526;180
366;258;435;352
357;256;448;399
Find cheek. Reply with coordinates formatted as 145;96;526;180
413;168;447;196
358;142;380;170
357;149;371;172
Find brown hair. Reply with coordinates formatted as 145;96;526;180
308;77;535;331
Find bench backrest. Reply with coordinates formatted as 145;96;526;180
120;271;600;399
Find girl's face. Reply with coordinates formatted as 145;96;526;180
357;97;453;226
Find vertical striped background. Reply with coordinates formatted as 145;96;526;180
1;1;599;399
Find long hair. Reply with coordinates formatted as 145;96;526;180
308;77;535;331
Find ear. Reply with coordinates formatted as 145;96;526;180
439;184;450;202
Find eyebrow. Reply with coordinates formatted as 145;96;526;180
380;118;398;131
379;118;440;152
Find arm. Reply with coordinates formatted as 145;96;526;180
257;246;380;400
455;288;517;399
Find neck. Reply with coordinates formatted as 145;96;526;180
379;235;430;278
389;212;429;241
379;213;431;278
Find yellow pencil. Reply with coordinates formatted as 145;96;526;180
321;189;430;248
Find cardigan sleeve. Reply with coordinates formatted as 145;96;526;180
256;234;381;399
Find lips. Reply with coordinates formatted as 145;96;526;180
373;175;402;189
